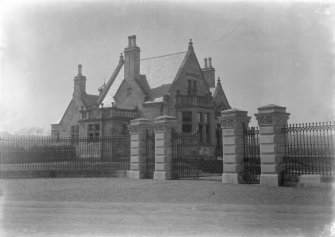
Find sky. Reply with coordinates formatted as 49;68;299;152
0;0;334;133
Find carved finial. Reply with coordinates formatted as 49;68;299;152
188;39;193;50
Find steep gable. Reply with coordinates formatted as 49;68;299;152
101;51;187;106
168;42;211;97
213;78;231;110
140;52;187;96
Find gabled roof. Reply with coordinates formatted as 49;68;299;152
101;51;187;106
140;52;187;91
135;75;152;98
212;79;231;110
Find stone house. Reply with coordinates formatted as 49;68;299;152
51;35;231;158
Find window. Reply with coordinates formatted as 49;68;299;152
187;80;192;95
205;125;210;143
182;111;192;133
193;81;197;94
88;124;100;142
187;80;197;95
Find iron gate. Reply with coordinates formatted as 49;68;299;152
145;130;155;179
243;126;260;184
172;129;199;179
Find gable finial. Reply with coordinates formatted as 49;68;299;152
217;77;221;85
119;53;124;63
188;38;193;50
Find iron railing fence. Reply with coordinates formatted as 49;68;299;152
243;126;261;184
282;122;335;176
0;136;130;178
172;129;200;179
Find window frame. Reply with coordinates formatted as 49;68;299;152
87;123;100;142
182;111;193;133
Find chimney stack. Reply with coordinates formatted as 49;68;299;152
132;35;137;47
73;64;87;98
128;36;132;47
204;58;208;68
201;57;215;88
124;35;140;81
78;64;82;75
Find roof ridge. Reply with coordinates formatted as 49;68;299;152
141;51;187;61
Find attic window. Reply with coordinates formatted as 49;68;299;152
127;88;132;96
187;80;197;95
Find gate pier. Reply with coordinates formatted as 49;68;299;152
153;116;177;180
128;118;152;179
219;109;251;184
255;105;290;186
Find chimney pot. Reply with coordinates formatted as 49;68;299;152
208;57;212;68
128;36;132;47
78;64;82;75
204;58;208;68
132;35;137;47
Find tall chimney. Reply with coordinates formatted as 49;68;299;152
128;36;132;47
78;64;82;75
132;35;137;47
208;57;212;68
124;35;140;81
73;64;87;98
201;57;215;88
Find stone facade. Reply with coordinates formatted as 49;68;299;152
51;35;231;159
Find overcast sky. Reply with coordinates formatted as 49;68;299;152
0;0;334;133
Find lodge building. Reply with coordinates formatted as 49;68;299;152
51;35;231;158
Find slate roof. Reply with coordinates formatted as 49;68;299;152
82;94;99;108
102;51;187;107
140;52;187;90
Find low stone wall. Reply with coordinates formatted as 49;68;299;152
297;175;335;189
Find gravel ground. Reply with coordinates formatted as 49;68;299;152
1;177;334;205
0;178;334;237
